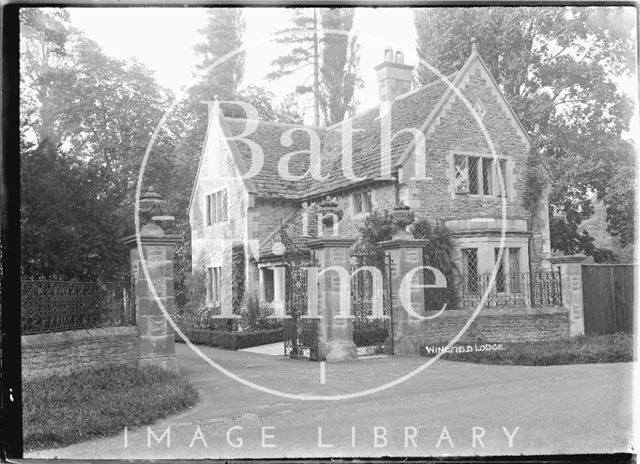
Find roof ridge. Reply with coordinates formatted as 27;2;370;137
224;116;325;131
392;71;457;104
324;105;380;130
324;71;456;131
257;207;301;257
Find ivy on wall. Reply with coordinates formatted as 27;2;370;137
355;211;460;311
522;147;550;266
522;147;547;226
231;243;245;314
411;219;460;312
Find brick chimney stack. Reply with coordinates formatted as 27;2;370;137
375;47;414;116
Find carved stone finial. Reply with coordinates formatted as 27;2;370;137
471;37;478;52
319;196;343;232
390;203;415;239
138;186;173;234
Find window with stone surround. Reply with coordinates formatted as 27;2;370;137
462;248;479;293
494;247;522;293
263;268;274;303
207;266;222;307
352;190;372;215
205;188;229;226
454;154;508;198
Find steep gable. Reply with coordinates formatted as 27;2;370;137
395;49;531;173
188;104;257;215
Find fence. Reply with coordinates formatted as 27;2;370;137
582;264;634;335
21;280;135;335
459;271;562;309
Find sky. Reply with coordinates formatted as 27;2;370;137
68;7;419;119
67;7;638;131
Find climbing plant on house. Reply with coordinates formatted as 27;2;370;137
411;219;460;312
355;211;460;311
231;242;245;314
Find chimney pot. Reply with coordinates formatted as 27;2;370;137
375;48;413;116
384;47;393;62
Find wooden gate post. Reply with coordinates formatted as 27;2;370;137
308;238;357;362
548;255;593;337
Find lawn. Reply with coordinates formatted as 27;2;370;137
421;332;634;366
23;363;199;451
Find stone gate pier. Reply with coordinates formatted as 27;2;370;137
122;188;181;371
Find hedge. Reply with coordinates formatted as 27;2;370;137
175;327;284;350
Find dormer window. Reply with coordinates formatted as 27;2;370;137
352;191;372;215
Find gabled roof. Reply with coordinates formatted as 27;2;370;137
224;118;314;199
215;78;450;201
192;49;531;206
258;202;364;261
258;204;319;260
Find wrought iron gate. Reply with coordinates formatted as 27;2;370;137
280;222;319;359
350;253;394;356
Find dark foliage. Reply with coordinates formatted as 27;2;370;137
176;327;284;350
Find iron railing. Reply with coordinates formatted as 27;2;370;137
459;271;562;309
21;280;135;334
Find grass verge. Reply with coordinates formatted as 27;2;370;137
420;332;634;365
24;363;199;451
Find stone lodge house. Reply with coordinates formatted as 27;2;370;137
188;45;552;316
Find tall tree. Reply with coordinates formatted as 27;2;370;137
318;8;360;124
20;8;173;280
414;7;636;256
193;8;245;102
165;9;306;307
268;7;361;125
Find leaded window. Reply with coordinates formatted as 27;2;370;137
454;154;508;198
454;155;469;193
463;248;479;293
468;156;480;194
482;158;493;195
494;248;506;293
508;248;521;291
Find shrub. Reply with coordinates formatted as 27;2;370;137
412;219;461;312
176;327;284;350
352;323;389;347
240;296;282;332
420;333;634;365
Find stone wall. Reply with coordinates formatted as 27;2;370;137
22;326;139;381
393;307;570;354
